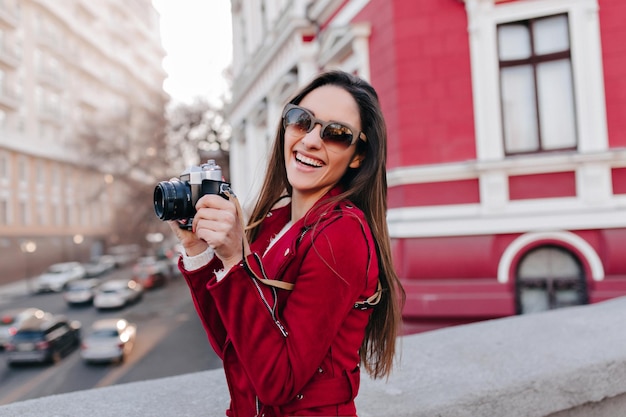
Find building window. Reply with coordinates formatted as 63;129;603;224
18;157;28;184
37;204;46;226
19;200;29;225
515;245;587;314
498;14;577;154
0;153;7;180
36;163;45;184
53;203;61;226
0;199;7;225
465;0;607;161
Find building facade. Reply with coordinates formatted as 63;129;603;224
0;0;167;283
226;0;626;332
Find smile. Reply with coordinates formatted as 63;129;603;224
295;152;323;168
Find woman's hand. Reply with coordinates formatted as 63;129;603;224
192;194;244;271
166;219;208;257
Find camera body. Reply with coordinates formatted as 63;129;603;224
153;159;230;230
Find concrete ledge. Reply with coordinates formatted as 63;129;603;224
1;297;626;417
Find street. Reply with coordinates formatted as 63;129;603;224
0;266;222;405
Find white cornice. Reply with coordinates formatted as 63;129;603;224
387;149;626;187
226;12;314;119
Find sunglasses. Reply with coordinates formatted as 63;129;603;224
282;104;366;148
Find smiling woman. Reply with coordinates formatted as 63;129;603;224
152;0;233;105
167;70;405;417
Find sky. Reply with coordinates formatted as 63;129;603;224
152;1;233;106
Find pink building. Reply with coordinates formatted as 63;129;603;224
227;0;626;333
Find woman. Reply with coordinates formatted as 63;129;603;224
170;70;405;416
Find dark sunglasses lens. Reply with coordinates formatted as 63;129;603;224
284;108;312;133
322;124;354;147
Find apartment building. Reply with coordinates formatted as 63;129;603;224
226;0;626;332
0;0;167;282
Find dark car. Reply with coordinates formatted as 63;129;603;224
5;316;81;365
0;308;50;349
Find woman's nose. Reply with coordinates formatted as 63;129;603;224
301;123;323;148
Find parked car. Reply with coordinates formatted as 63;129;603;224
80;318;137;364
132;256;170;289
107;244;141;268
82;255;116;278
0;308;50;349
63;278;102;306
5;316;81;365
166;245;183;277
93;279;143;310
32;262;86;293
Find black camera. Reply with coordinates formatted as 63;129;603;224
153;159;230;230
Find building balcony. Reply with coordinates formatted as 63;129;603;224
37;104;62;124
35;30;65;56
36;68;66;90
77;90;101;109
0;2;19;27
0;42;20;68
0;83;19;109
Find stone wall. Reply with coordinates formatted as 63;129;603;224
1;297;625;416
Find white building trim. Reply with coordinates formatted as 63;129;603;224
388;198;626;239
496;231;605;283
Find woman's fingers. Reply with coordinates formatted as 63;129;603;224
193;194;243;264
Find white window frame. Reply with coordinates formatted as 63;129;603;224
465;0;608;161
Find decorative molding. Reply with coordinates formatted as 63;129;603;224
317;22;371;68
387;200;626;239
497;231;605;283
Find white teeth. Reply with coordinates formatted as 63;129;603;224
296;153;323;167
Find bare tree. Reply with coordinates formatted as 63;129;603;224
167;98;231;179
76;97;231;249
77;100;172;247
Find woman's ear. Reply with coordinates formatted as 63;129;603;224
349;153;364;169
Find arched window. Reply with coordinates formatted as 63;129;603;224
516;245;587;314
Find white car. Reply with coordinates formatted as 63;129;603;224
63;278;101;306
80;318;137;364
82;255;116;277
93;279;143;310
32;262;87;293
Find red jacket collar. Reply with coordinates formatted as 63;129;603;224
268;185;347;226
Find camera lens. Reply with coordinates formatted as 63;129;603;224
153;180;192;220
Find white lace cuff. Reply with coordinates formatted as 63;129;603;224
180;246;214;271
215;269;228;282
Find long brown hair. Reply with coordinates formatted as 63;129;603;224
246;70;405;378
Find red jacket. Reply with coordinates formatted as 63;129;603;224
181;189;379;416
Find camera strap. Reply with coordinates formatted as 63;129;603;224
222;187;295;292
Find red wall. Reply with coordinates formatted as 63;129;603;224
599;0;626;148
353;0;626;330
508;172;577;200
388;179;479;208
356;0;399;166
397;228;626;327
613;168;626;194
357;0;476;171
